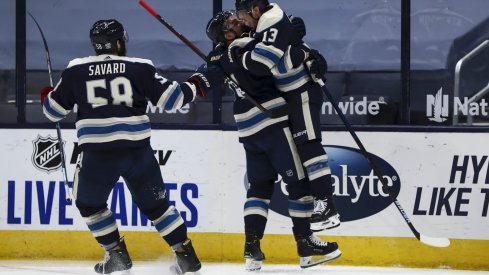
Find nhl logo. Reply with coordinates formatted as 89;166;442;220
32;135;64;173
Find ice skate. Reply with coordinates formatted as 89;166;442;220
244;234;265;271
170;239;201;274
296;234;341;268
310;196;341;232
94;238;133;274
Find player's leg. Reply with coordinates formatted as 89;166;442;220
121;145;200;274
286;87;340;231
297;141;340;231
73;150;132;274
242;142;277;271
263;129;341;268
287;182;341;268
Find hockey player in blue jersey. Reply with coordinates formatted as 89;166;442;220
204;11;341;270
40;19;210;274
225;0;341;232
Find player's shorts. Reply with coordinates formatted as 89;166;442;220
283;83;324;145
73;144;166;211
244;126;306;186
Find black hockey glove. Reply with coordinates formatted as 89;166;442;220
40;86;54;104
198;63;225;92
207;44;226;67
187;72;211;98
220;46;242;74
305;49;328;82
289;15;306;46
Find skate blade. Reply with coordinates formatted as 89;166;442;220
111;269;134;275
245;258;263;271
170;264;183;275
300;249;342;269
311;214;341;232
169;264;201;275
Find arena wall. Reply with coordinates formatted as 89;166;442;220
1;129;488;270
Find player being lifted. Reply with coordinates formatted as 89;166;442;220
41;19;211;275
221;0;340;232
205;11;341;270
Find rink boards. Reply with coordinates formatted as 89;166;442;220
0;129;488;270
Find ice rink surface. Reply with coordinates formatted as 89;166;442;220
1;261;489;275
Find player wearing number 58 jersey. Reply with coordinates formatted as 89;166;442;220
42;24;209;151
41;19;209;274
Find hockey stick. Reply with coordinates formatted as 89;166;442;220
316;78;449;247
28;11;72;203
138;0;285;119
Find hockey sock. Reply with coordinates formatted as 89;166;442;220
244;197;270;238
152;205;187;246
83;208;120;248
288;195;314;235
297;142;334;199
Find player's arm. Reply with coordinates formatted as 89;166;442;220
239;28;289;75
240;17;303;76
147;66;210;112
41;71;75;122
275;44;309;72
276;15;309;71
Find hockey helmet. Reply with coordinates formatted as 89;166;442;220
206;11;236;45
235;0;269;16
89;19;128;53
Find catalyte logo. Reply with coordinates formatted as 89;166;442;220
32;135;64;173
244;145;401;222
426;87;449;123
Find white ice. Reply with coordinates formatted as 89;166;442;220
0;261;489;275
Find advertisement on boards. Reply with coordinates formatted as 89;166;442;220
0;129;488;241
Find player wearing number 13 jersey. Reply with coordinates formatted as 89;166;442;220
41;19;208;274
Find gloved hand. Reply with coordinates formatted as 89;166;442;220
220;46;242;74
187;72;211;98
207;44;226;67
305;49;328;82
289;15;306;46
40;86;54;104
196;62;225;94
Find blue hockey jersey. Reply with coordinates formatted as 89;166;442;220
218;38;289;142
240;3;312;93
43;54;197;150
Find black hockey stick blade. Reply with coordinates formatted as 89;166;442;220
28;11;72;203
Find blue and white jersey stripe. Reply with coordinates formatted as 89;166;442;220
288;195;314;218
250;43;284;70
84;209;118;238
272;63;311;92
75;115;151;146
304;155;332;181
43;88;70;122
156;81;193;111
153;206;185;237
277;45;294;74
244;197;270;218
234;98;288;138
